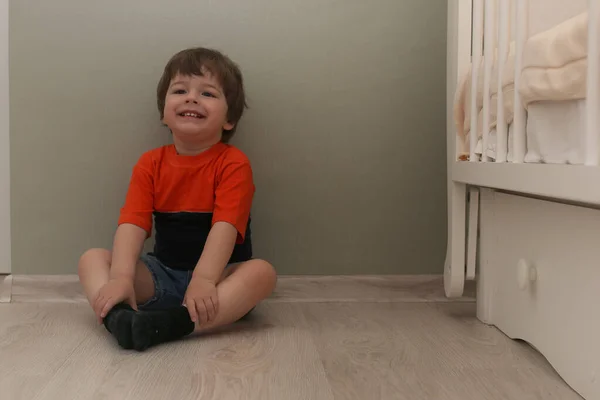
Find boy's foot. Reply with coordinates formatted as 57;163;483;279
102;303;136;350
103;304;195;351
131;307;195;351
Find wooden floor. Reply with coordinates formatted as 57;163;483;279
0;275;583;400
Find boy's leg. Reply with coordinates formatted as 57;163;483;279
79;250;276;351
129;259;276;350
77;248;156;313
78;248;160;350
192;259;277;334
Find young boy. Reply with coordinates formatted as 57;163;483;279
78;47;276;352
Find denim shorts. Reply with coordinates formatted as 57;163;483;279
138;253;193;310
137;253;254;318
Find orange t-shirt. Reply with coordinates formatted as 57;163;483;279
118;142;255;270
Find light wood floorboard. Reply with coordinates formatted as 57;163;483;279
0;303;334;400
0;303;582;400
257;302;580;400
0;276;581;400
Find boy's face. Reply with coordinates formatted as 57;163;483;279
162;72;233;145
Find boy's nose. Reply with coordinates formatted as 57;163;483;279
185;98;198;104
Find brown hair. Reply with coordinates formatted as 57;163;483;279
156;47;247;143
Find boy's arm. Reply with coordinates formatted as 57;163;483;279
191;221;238;283
114;151;155;279
110;223;148;282
196;158;254;281
184;158;254;323
95;153;154;320
95;223;147;319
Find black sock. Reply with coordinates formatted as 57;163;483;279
103;303;136;350
130;306;195;351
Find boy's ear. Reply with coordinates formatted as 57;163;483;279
223;121;235;131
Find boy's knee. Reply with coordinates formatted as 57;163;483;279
253;259;277;288
78;248;110;275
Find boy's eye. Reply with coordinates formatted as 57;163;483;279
202;91;216;98
173;89;186;94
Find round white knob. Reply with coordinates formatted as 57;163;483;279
517;259;537;290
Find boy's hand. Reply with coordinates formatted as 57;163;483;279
93;278;137;324
183;276;218;325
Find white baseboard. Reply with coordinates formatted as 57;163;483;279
0;274;11;302
5;274;475;304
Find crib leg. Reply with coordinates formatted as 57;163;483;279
444;181;467;298
466;187;479;280
475;188;495;324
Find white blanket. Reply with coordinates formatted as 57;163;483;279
520;11;588;105
454;11;588;158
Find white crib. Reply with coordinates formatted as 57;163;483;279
445;1;600;398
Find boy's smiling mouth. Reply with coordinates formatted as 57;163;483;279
178;110;205;119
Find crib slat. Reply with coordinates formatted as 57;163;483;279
495;0;510;163
512;0;528;163
586;0;600;166
481;0;496;162
470;0;484;162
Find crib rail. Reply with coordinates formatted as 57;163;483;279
466;0;600;166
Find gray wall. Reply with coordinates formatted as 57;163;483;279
10;0;447;275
